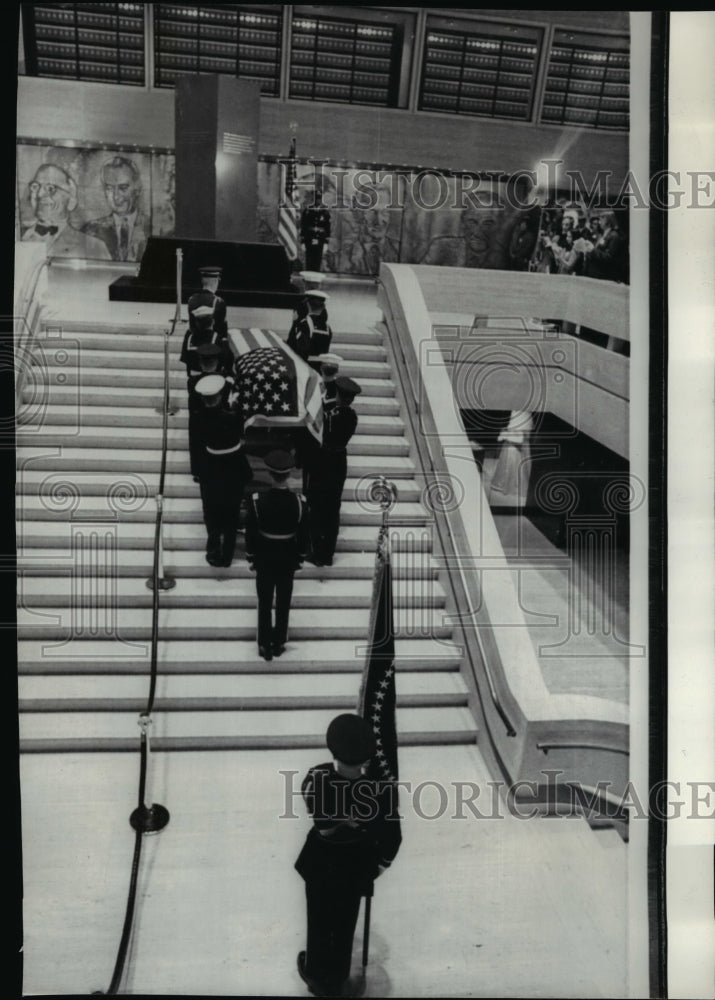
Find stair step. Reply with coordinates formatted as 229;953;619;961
50;321;385;347
22;404;406;437
25;384;401;415
19;705;477;744
17;496;428;527
34;347;393;379
17;606;452;640
50;334;387;364
18;547;441;579
16;426;411;457
16;447;416;476
17;521;433;552
18;575;447;609
19;671;467;708
15;472;426;503
17;636;464;674
24;367;396;396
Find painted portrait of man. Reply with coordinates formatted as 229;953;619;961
81;154;150;261
21;162;111;260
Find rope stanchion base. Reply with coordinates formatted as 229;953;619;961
145;576;177;591
154;402;179;416
130;804;170;834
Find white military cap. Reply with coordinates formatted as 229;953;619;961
305;289;329;302
308;352;342;366
191;304;215;318
299;271;325;285
195;375;225;396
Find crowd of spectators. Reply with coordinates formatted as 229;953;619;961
531;204;629;285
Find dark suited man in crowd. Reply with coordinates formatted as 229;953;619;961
193;374;251;568
81;155;150;261
245;450;308;661
307;376;361;567
296;713;401;998
580;210;629;284
22;163;110;260
300;193;332;272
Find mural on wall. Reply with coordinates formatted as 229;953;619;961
16;142;544;275
256;159;538;275
16;142;176;262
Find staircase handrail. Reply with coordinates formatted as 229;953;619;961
377;262;629;796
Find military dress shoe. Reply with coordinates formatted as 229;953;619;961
258;645;273;662
297;952;334;997
272;642;286;657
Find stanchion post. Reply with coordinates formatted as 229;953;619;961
130;715;170;834
174;247;184;325
146;495;176;591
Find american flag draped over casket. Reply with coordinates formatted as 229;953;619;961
228;328;323;441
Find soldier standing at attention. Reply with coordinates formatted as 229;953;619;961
300;195;332;272
245;450;308;661
287;290;332;365
295;714;401;998
193;374;251;568
307;376;361;568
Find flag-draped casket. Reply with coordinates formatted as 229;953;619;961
228;327;323;441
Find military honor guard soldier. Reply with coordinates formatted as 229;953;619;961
300;196;332;272
307;376;362;567
296;353;343;497
316;353;342;410
186;343;235;482
193;374;252;568
187;264;229;341
245;450;308;661
180;305;232;380
296;714;401;998
287;290;332;366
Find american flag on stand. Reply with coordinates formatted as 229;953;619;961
229;328;323;441
278;136;299;262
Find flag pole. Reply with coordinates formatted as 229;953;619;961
361;476;398;975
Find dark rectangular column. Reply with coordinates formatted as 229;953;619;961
175;75;260;242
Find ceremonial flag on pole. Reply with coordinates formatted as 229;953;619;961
229;327;323;441
358;520;402;904
278;137;299;261
358;525;399;783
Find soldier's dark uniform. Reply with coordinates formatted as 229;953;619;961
180;309;233;379
245;451;308;660
186;343;234;481
297;353;342;497
194;375;252;568
186;265;229;341
307;377;361;567
296;714;401;997
287;291;332;366
300;203;332;272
